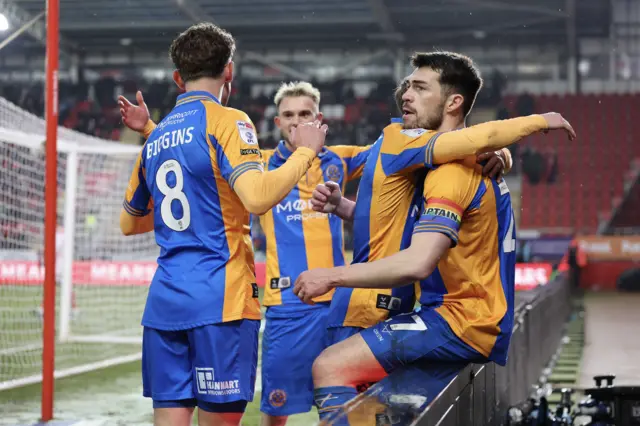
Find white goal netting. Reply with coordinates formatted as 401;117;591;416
0;96;158;390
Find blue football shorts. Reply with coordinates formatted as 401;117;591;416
142;319;260;412
360;307;487;382
260;303;330;416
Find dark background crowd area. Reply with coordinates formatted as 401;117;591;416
0;69;518;151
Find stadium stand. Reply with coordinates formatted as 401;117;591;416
508;94;640;233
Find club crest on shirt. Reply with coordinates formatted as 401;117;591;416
236;121;257;145
324;164;341;183
269;389;287;407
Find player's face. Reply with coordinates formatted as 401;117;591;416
401;67;445;130
274;96;322;143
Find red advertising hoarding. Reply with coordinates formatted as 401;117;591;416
0;260;551;291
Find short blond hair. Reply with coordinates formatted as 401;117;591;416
273;81;321;109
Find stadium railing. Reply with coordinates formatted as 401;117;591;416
414;274;573;426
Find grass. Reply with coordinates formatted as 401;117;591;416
0;284;318;425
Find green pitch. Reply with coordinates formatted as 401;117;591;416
0;285;318;425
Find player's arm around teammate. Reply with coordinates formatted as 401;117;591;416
310;148;511;223
294;52;577;423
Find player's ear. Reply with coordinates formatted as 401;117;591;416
315;111;324;122
172;70;185;92
446;93;464;114
274;114;281;128
224;61;234;83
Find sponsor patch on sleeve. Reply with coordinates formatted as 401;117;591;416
236;121;258;145
240;148;261;156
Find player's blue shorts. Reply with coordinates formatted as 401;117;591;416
142;319;260;411
325;325;363;347
360;307;487;375
260;303;329;416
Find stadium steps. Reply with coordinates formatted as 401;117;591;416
546;301;586;412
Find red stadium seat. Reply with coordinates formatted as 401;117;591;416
506;94;640;233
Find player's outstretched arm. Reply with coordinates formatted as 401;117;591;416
431;113;575;164
310;181;355;221
231;121;328;215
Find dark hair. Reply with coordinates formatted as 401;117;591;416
410;51;483;117
169;23;236;83
394;78;409;113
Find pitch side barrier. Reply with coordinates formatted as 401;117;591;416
327;275;573;425
414;275;573;426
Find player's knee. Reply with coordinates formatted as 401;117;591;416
197;411;243;426
260;413;289;426
197;400;246;426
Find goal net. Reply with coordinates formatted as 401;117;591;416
0;96;157;391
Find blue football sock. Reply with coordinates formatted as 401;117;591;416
314;386;357;424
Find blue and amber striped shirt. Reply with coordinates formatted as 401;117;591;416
125;91;263;330
260;141;371;306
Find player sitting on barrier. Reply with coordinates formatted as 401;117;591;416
294;51;576;424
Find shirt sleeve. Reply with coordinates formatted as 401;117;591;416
232;148;316;215
326;145;372;181
142;120;157;140
421;115;548;167
206;107;264;187
123;151;153;217
413;164;482;247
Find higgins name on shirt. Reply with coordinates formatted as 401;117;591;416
145;109;199;160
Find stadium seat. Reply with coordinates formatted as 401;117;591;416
505;94;640;233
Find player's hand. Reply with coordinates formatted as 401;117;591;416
476;151;506;182
118;91;150;133
290;120;328;155
311;181;342;213
541;113;576;141
293;269;334;305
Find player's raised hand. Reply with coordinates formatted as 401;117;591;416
541;112;577;141
293;269;334;305
290;120;328;155
118;91;150;133
311;181;342;213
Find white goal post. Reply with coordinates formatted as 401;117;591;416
0;96;157;391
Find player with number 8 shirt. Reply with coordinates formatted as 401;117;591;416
118;23;328;426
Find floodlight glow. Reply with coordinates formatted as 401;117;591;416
0;13;8;32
